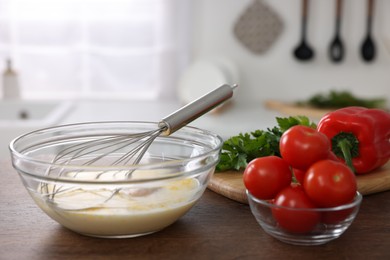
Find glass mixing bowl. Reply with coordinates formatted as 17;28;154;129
9;121;223;238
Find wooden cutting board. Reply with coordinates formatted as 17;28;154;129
208;162;390;204
264;100;333;119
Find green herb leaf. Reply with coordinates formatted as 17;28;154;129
216;116;316;172
276;116;316;131
297;90;386;109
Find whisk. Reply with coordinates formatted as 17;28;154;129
52;84;236;168
43;84;237;209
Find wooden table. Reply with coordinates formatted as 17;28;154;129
1;159;389;260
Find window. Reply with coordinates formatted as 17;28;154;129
0;0;191;100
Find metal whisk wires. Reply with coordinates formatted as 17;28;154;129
42;84;236;209
53;128;164;169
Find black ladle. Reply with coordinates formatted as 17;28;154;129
329;0;344;62
361;0;376;62
293;0;314;61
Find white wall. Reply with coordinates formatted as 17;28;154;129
190;0;390;104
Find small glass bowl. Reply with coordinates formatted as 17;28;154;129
247;190;362;246
9;121;223;238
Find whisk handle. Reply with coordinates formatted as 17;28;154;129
158;84;237;136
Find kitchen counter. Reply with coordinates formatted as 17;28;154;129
1;159;390;259
60;99;280;139
0;98;312;160
0;98;275;160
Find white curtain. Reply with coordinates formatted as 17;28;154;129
0;0;191;100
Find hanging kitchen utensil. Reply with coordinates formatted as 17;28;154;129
233;0;284;55
293;0;315;61
329;0;345;62
361;0;376;62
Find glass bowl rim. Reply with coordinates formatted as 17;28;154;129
246;189;363;212
9;121;223;183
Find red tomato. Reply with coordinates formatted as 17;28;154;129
243;156;292;200
272;184;320;233
279;125;330;170
327;151;339;161
321;208;355;224
292;168;305;185
303;160;357;207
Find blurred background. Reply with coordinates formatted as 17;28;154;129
0;0;389;156
192;0;389;103
0;0;389;102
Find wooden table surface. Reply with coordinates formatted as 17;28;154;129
1;159;390;260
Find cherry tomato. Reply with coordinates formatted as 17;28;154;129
272;184;320;233
303;160;357;208
279;125;330;170
296;154;337;184
328;151;339;161
321;208;355;224
243;156;292;200
292;168;305;185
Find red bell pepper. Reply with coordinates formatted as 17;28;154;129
317;106;390;174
